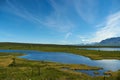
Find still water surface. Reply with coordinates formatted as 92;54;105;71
0;49;120;76
85;48;120;51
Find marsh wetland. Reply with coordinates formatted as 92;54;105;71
0;43;120;80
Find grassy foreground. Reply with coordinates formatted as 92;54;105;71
0;52;120;80
0;43;120;80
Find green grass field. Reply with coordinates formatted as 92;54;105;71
0;52;120;80
0;43;120;80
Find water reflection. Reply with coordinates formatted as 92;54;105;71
96;60;120;71
0;49;120;76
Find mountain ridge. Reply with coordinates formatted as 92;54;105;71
98;37;120;46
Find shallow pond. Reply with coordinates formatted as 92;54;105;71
0;49;120;76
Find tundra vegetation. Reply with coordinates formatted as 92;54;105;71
0;43;120;80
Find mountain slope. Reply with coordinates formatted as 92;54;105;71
99;37;120;46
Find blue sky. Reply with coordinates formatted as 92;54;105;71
0;0;120;44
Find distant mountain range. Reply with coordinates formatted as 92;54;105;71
98;37;120;46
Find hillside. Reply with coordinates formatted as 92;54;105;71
99;37;120;46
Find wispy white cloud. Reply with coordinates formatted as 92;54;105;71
5;0;100;34
4;0;120;44
76;35;90;44
90;11;120;42
73;0;98;24
61;34;90;44
6;0;45;25
44;0;75;32
60;32;72;44
44;15;74;32
5;0;74;33
65;32;72;40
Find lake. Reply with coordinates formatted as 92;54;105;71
0;49;120;76
84;48;120;51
